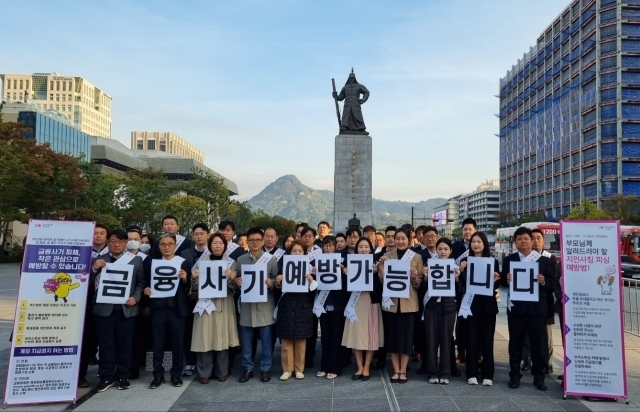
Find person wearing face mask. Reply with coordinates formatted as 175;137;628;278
126;226;151;380
139;234;153;255
180;223;211;378
458;232;500;386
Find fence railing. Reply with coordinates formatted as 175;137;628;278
624;278;640;336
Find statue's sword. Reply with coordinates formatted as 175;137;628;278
331;78;342;130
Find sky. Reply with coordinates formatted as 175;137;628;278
1;0;567;202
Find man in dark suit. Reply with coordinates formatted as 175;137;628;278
150;215;193;259
415;226;439;375
501;226;554;391
373;226;396;370
144;233;192;389
91;229;145;392
179;223;211;378
218;220;248;261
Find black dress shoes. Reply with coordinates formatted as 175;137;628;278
508;379;520;389
534;381;547;391
238;370;253;383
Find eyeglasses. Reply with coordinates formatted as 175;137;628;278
159;243;176;247
302;234;315;239
247;238;263;243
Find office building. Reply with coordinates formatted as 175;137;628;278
458;180;500;233
1;72;112;138
499;0;640;219
131;131;205;164
431;195;464;237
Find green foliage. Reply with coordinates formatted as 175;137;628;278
119;168;170;234
224;200;254;234
250;210;297;238
180;167;230;229
161;196;208;235
602;194;640;225
565;198;613;220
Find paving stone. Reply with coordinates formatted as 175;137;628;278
453;396;523;411
331;397;390;411
268;399;332;411
396;396;459;411
204;401;271;411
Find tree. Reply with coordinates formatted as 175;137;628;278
181;167;230;229
118;168;170;234
76;160;126;222
161;196;208;235
514;212;547;225
602;194;640;225
251;210;297;237
224;200;253;234
565;198;612;220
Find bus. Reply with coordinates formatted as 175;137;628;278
494;222;560;264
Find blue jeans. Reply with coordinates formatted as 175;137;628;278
241;325;273;372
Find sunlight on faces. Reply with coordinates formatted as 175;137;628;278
364;230;376;244
302;232;315;248
346;232;360;248
385;231;396;248
470;236;484;255
424;231;438;248
322;242;336;253
296;226;305;239
318;223;330;238
336;237;346;250
357;241;371;254
127;231;141;242
375;233;385;248
238;235;248;250
159;238;177;258
284;236;295;250
220;225;235;243
290;244;305;255
162;218;179;234
394;232;409;250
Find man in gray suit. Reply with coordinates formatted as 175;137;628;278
91;228;145;393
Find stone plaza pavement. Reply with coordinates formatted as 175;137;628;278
0;262;639;411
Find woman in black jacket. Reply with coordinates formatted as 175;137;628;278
274;240;315;381
458;231;500;387
424;238;460;385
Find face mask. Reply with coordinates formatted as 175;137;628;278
138;243;151;253
126;240;140;251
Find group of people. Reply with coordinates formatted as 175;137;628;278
82;215;562;394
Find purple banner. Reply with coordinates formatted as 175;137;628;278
23;245;92;274
13;346;78;357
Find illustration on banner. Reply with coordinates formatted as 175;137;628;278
43;272;81;303
597;266;616;295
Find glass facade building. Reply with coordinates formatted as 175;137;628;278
499;0;640;219
18;111;91;159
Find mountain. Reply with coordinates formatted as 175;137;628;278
248;175;446;228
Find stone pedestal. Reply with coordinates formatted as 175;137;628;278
333;135;373;232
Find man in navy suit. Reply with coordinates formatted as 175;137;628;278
501;227;554;391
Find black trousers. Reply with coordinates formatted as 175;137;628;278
151;307;185;379
465;313;497;380
507;312;547;383
95;311;135;381
305;316;319;366
414;289;427;361
320;310;345;375
79;309;98;380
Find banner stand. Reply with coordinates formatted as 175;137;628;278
560;220;628;404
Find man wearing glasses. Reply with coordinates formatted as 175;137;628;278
235;228;278;383
91;229;145;392
144;233;192;389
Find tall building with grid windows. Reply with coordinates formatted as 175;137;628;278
499;0;640;220
0;72;112;138
131;131;205;164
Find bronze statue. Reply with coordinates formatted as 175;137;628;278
332;70;370;135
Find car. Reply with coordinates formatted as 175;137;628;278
621;255;640;279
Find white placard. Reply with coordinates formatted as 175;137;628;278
347;254;374;292
428;258;456;297
241;264;268;303
5;220;94;406
316;253;342;291
383;259;410;299
561;221;626;399
198;261;227;299
282;255;310;293
466;257;495;297
96;263;134;304
509;261;539;302
150;258;183;298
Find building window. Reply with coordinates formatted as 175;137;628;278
62;81;66;92
137;140;144;150
147;140;156;150
25;80;29;90
49;94;53;101
56;94;60;101
56;81;60;91
160;141;166;152
13;80;17;89
62;95;66;102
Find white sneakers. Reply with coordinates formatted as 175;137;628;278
280;372;291;381
439;378;449;384
429;377;439;384
468;377;492;386
482;379;493;386
295;372;305;380
467;378;478;385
